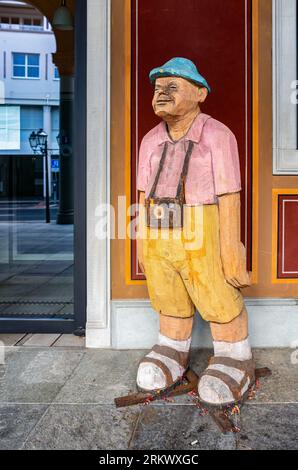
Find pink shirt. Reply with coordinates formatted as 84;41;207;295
137;112;242;205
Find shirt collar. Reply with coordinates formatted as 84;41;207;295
156;112;210;146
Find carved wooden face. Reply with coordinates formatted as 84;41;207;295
152;76;208;120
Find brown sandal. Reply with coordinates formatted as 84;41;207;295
137;344;190;393
198;356;255;407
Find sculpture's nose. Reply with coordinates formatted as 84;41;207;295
156;89;171;101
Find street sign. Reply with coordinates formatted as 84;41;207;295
51;159;60;172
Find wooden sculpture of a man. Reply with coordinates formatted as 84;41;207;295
136;58;254;406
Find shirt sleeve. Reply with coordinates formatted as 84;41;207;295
137;137;150;192
211;128;242;196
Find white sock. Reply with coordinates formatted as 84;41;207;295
137;333;191;391
213;337;252;361
198;337;253;405
159;333;191;352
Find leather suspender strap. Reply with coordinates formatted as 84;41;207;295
148;140;194;201
147;117;211;202
175;141;194;199
148;142;169;200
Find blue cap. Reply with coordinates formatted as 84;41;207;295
149;57;211;94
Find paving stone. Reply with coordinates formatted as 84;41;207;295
0;348;297;450
22;261;72;276
130;405;237;450
238;404;298;450
0;334;27;347
54;349;145;405
22;334;61;347
52;334;85;348
0;348;84;404
0;283;38;298
3;276;51;285
0;405;48;450
249;349;298;403
0;303;65;316
23;405;140;450
15;334;33;345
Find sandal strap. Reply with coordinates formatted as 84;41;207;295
152;344;189;369
202;369;242;401
208;356;255;379
139;357;173;387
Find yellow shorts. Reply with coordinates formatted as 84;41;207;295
142;204;244;323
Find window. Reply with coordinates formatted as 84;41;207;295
22;17;43;30
12;53;40;79
0;106;20;150
0;16;20;29
273;0;298;174
0;16;44;31
33;19;42;27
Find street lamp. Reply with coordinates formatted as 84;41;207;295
52;0;74;31
29;129;51;224
29;131;38;152
36;129;48;148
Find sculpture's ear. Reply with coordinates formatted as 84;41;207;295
197;86;208;104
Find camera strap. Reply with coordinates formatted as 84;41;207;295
148;140;194;201
147;116;211;201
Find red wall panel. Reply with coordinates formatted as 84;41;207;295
277;195;298;279
130;0;252;280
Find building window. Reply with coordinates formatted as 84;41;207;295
0;16;20;29
33;19;42;27
0;16;44;31
12;53;40;79
273;0;298;174
11;17;20;25
22;17;43;31
0;106;20;150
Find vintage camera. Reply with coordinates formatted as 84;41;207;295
145;197;184;229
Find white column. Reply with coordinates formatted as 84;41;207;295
85;0;111;348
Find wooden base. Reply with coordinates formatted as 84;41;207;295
205;367;272;433
114;369;199;408
114;367;272;434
